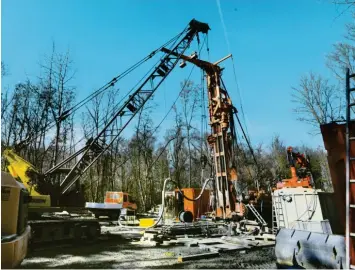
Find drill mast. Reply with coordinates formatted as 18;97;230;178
161;48;238;219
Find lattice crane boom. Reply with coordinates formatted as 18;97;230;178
59;19;210;194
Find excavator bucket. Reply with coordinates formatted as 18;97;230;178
275;228;346;269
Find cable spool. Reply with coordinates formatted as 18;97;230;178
179;211;193;223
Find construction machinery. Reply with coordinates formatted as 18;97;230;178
174;187;211;222
276;146;313;189
2;17;270;268
162;48;244;221
85;191;137;220
273;142;346;268
1;19;211;260
274;69;355;269
3;148;101;247
158;43;278;239
1;171;31;269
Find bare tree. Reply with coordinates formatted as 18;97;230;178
1;62;12;122
1;61;8;77
292;72;343;128
39;44;76;171
327;12;355;80
268;136;291;182
166;107;188;187
81;88;121;202
82;91;104;202
179;80;201;187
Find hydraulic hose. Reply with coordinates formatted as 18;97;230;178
116;177;213;229
174;178;212;201
116;177;171;230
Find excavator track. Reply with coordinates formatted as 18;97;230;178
28;217;101;246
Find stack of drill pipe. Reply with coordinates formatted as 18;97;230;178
163;222;212;236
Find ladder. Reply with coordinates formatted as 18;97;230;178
346;68;355;269
246;204;267;227
272;195;285;234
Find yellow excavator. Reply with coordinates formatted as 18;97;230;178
1;171;31;269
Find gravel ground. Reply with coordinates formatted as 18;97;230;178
20;236;277;269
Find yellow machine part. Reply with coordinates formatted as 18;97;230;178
1;171;31;268
1;226;31;269
3;149;51;207
139;218;155;227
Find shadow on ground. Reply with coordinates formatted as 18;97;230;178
21;236;277;269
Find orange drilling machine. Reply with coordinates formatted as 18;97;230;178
277;146;313;189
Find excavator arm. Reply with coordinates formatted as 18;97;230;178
286;146;310;169
2;149;51;207
277;146;313;189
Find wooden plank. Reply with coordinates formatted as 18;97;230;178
254;234;276;242
177;252;220;262
251;241;275;248
221;236;258;247
209;243;247;253
196;239;224;245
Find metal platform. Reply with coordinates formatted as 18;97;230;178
85;202;123;209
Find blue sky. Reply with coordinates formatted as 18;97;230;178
1;0;353;150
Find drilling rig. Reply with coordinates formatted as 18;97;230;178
161;48;245;221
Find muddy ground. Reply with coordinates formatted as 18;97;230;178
21;236;277;269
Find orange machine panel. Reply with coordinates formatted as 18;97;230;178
175;188;211;221
104;192;123;204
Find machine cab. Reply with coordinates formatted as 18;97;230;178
104;192;137;210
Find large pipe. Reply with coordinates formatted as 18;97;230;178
213;54;232;65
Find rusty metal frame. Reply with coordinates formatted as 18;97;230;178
346;68;355;269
